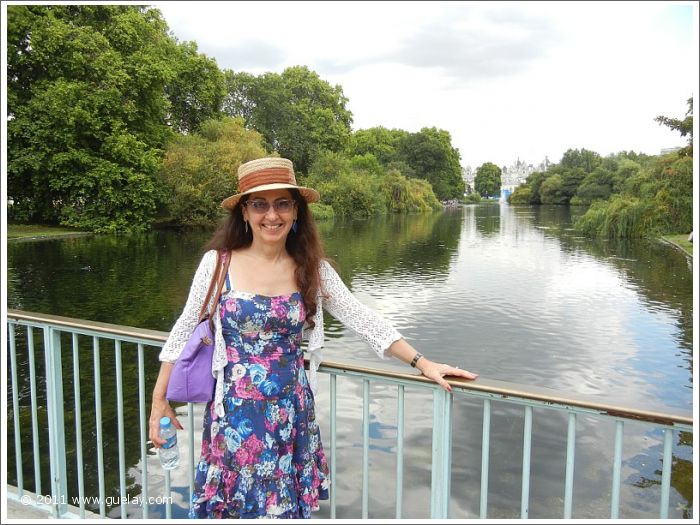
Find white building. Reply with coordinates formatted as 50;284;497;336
462;156;551;196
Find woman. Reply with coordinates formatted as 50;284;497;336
149;157;477;518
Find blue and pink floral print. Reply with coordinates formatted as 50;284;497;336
189;289;329;519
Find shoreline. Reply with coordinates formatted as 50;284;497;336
8;224;93;242
659;235;693;259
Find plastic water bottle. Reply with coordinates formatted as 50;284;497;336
158;416;179;470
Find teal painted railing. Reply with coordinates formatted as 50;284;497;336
6;310;693;519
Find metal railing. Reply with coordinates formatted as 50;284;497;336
6;310;693;519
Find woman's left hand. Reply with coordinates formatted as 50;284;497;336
417;358;478;393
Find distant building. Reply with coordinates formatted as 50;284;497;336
462;165;475;194
462;155;551;196
660;147;681;155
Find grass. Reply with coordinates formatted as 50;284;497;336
8;224;89;240
661;233;693;257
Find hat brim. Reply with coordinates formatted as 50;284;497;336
221;183;320;209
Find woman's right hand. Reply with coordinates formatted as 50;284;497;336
148;397;183;448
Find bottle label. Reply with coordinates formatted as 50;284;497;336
162;434;177;449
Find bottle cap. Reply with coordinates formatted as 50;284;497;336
159;416;171;428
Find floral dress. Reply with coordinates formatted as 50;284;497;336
189;276;329;519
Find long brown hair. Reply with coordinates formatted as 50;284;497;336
204;189;326;329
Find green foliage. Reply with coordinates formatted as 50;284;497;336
380;171;442;213
396;127;465;199
574;197;662;239
165;41;226;134
308;203;335;221
574;152;691;238
304;151;352;183
524;171;547;204
222;66;353;174
7;5;223;232
156;117;267;226
314;171;385;219
346;126;464;200
645;155;693;233
574;167;615;205
539;174;567;204
465;192;483;204
307;151;441;217
612;158;642;193
350;153;384;177
560;148;602;172
347;127;408;164
474;162;501;198
508;185;531;204
558;167;586;201
512;148;650;208
655;97;693;157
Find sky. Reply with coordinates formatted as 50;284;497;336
155;0;698;170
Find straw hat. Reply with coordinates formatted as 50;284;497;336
221;157;320;209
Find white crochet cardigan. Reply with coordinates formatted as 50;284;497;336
159;250;402;418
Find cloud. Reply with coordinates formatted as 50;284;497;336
156;1;697;168
318;5;562;84
199;40;287;72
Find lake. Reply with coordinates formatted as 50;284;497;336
6;204;693;518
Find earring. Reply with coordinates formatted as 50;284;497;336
245;220;249;233
291;219;298;233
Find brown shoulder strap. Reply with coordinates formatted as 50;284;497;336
198;250;231;323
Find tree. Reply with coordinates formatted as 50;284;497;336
524;171;548;204
655;97;693;157
156;117;267;226
474;162;501;198
222;70;257;126
7;5;224;231
539;174;566;204
575;167;615;204
508;184;532;204
347;127;408;164
222;66;353;174
396;127;465;199
559;167;586;202
165;40;226;134
560;148;602;173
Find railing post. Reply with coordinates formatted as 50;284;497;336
44;327;68;517
430;388;452;518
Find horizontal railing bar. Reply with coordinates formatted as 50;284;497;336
454;388;693;433
8;309;168;344
9;319;166;348
317;361;693;428
8;309;692;428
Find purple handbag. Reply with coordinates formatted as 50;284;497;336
166;251;229;403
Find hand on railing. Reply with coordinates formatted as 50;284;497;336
148;397;183;448
416;358;478;393
386;338;478;392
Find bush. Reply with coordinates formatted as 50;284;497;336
156;117;267;226
465;192;483;203
381;170;441;212
308;151;441;217
574;196;662;239
508;185;530;204
309;203;335;221
314;171;385;219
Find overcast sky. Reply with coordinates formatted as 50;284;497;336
155;1;697;170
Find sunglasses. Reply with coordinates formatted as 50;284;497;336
244;198;296;214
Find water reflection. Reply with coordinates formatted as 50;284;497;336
6;204;692;518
